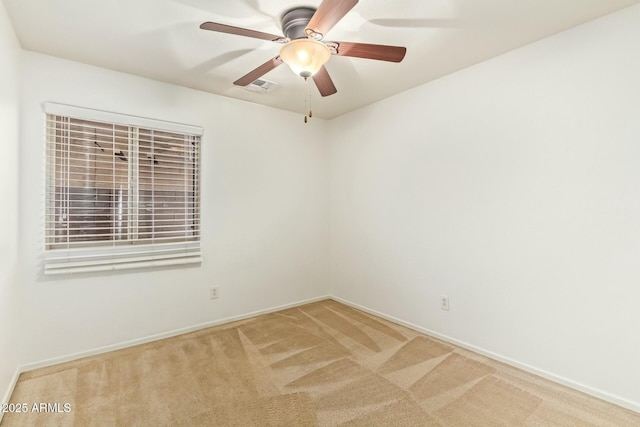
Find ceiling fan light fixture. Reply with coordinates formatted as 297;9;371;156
279;39;331;78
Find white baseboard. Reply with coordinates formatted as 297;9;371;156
330;295;640;415
0;367;21;424
18;294;330;373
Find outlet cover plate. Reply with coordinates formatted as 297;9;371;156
440;295;450;311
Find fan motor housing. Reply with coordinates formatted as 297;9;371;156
281;7;316;40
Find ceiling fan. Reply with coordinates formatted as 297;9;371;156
200;0;407;97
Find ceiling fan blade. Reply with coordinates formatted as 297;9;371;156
312;66;337;97
233;57;284;86
334;41;406;62
200;22;286;43
305;0;359;39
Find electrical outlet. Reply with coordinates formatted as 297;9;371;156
209;287;219;300
440;295;450;311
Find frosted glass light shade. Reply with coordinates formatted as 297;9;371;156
279;39;331;78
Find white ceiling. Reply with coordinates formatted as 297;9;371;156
4;0;639;119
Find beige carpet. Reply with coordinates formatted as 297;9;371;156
3;299;639;426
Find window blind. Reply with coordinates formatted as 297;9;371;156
44;103;202;274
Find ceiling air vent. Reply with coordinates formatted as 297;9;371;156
246;79;278;93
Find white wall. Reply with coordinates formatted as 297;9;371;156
17;52;329;367
329;4;640;410
6;1;640;414
0;0;21;408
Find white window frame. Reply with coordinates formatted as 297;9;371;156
43;103;203;275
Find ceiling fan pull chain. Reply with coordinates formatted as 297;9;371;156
309;81;313;118
304;86;308;124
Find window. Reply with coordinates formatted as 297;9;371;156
44;103;202;274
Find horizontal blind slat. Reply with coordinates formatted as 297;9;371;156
45;256;204;275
